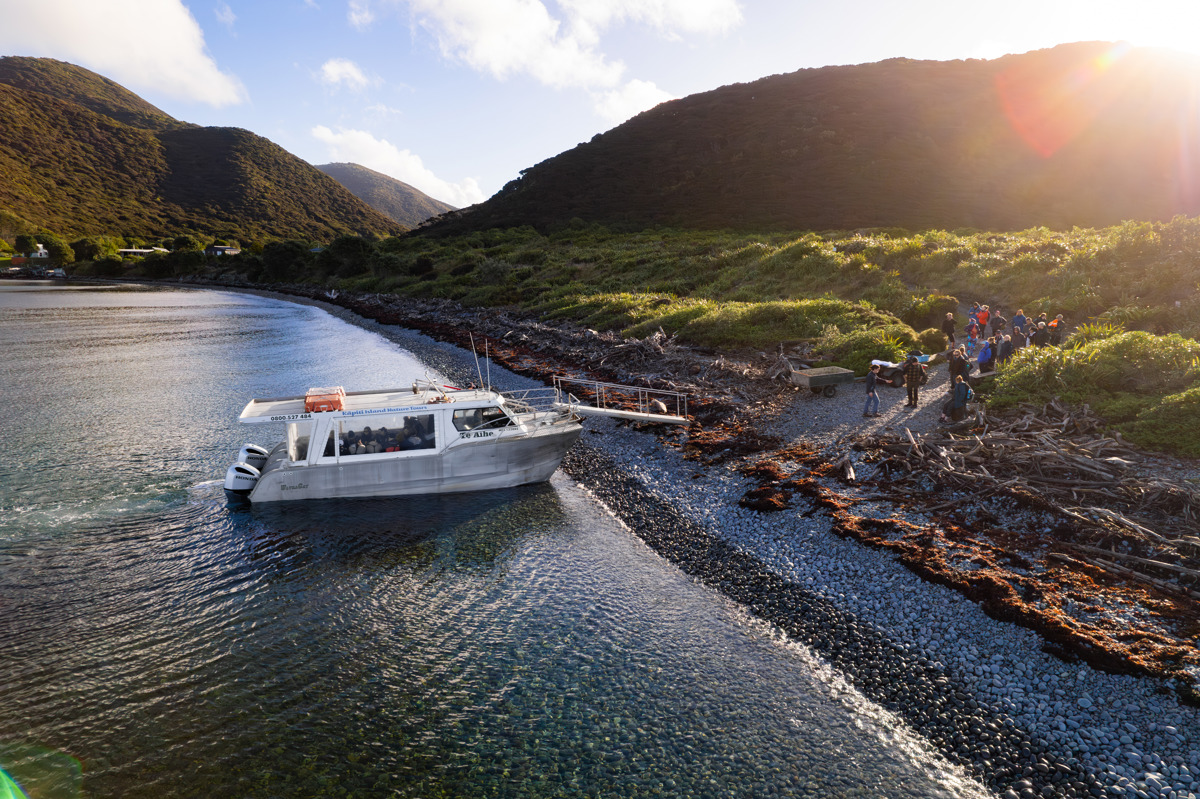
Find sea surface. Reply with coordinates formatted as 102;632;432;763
0;282;990;798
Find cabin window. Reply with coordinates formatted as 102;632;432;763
339;412;436;456
286;422;312;463
452;406;514;432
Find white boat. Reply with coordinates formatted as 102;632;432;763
223;377;687;502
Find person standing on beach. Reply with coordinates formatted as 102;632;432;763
941;312;957;350
904;355;923;408
977;305;991;336
863;363;881;418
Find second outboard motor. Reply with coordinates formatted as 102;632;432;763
223;462;261;496
238;443;270;470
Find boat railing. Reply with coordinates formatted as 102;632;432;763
551;376;688;420
500;386;567;415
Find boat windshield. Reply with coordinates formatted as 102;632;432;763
339;412;436;455
452;406;513;432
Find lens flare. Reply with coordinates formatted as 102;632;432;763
996;42;1134;158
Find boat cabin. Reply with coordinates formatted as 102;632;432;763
238;385;523;469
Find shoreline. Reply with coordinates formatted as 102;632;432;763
130;278;1200;799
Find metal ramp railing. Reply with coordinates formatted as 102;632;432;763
551;376;689;424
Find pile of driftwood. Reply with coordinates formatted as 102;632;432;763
326;293;775;405
854;400;1200;601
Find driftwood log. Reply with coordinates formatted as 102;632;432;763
853;400;1200;596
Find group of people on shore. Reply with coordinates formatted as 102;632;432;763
864;302;1068;422
943;303;1065;375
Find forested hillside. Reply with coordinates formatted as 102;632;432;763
427;42;1200;234
0;56;404;242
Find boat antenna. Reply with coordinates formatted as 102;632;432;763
469;332;486;389
484;338;492;391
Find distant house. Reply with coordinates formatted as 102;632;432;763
117;248;169;257
204;245;241;257
29;244;48;259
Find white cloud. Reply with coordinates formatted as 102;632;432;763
402;0;738;115
319;58;370;91
560;0;742;40
594;78;673;124
348;0;375;28
408;0;621;89
215;2;236;30
0;0;245;107
312;125;484;207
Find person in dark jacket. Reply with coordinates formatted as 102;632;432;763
996;334;1013;366
1048;313;1065;345
903;355;924;407
1011;325;1027;353
941;312;957;350
991;311;1007;338
863;363;881;417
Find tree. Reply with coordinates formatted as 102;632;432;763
14;234;36;255
70;236;120;261
172;234;203;252
262;239;312;281
40;235;75;265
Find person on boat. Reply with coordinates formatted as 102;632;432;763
399;417;424;450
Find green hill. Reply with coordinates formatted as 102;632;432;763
0;56;405;242
316;162;455;227
427;42;1200;234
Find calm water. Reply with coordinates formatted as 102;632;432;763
0;283;989;798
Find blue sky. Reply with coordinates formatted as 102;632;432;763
2;0;1199;208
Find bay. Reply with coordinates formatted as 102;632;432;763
0;283;988;798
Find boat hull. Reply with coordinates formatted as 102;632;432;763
245;424;582;502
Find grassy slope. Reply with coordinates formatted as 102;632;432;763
297;218;1199;456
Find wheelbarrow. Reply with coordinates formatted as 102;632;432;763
787;364;856;397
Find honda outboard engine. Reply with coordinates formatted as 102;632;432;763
238;443;269;470
224;445;268;497
223;462;261;496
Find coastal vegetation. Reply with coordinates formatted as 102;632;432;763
49;213;1200;457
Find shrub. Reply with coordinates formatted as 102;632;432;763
815;325;917;374
989;331;1200;409
917;327;947;353
91;254;126;277
903;293;958;329
1063;321;1124;348
1120;386;1200;457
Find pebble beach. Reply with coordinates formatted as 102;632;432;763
562;374;1200;799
